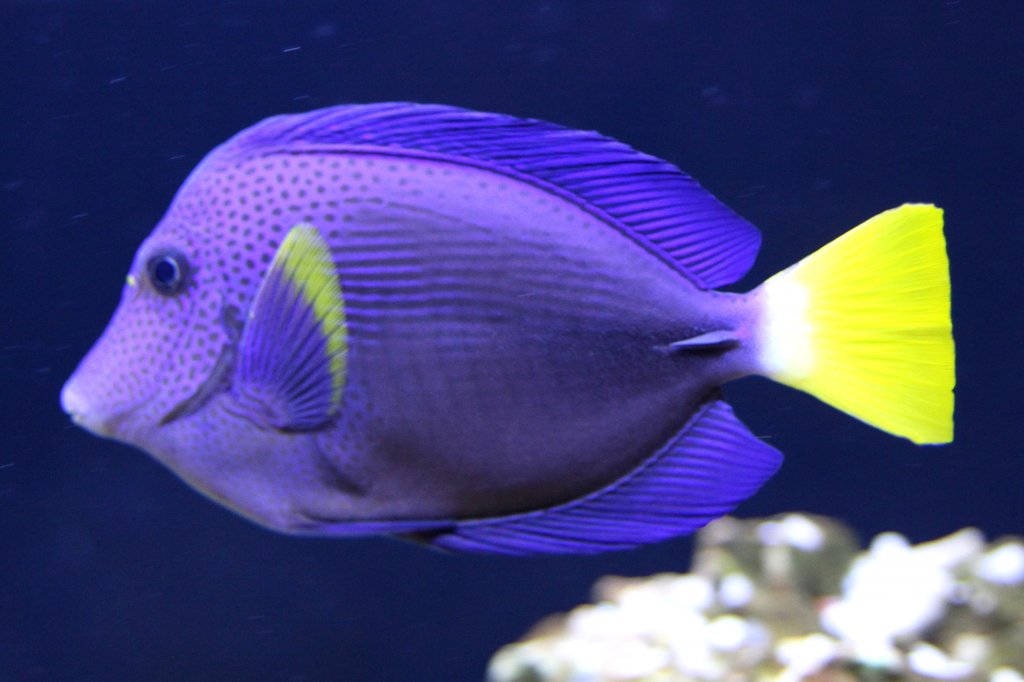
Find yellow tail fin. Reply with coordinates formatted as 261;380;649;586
755;204;954;444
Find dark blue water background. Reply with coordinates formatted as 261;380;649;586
2;2;1021;680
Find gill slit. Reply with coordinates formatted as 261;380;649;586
158;304;243;426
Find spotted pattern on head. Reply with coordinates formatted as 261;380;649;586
168;154;367;316
65;221;229;433
67;145;550;440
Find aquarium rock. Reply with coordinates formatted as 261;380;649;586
488;514;1024;682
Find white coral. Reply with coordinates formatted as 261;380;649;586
820;529;983;665
487;520;1021;682
975;541;1024;585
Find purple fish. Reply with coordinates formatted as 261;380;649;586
60;103;955;554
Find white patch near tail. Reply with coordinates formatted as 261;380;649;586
758;273;813;382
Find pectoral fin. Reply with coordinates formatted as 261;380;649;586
234;224;347;431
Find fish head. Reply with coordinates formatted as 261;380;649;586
60;212;240;447
59;138;369;533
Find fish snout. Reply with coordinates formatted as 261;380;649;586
61;377;117;437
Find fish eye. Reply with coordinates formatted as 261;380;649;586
146;251;189;296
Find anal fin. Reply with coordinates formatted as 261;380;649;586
423;396;783;555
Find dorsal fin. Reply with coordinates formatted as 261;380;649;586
215;103;762;289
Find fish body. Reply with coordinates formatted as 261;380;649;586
61;104;954;553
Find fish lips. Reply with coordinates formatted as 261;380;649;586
60;374;140;441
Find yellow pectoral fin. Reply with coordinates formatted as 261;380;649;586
273;224;349;406
234;223;348;431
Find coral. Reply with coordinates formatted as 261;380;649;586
488;515;1024;682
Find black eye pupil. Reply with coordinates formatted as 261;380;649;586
153;259;177;285
147;252;187;295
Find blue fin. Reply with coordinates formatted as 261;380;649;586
423;396;783;555
234;224;348;431
218;103;761;289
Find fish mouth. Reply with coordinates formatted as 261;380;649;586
60;380;136;439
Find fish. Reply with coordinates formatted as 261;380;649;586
60;103;955;554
